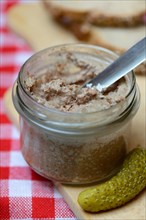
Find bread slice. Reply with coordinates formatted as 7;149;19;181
43;0;146;43
43;0;146;27
43;0;91;41
88;1;146;27
42;0;145;75
89;26;146;51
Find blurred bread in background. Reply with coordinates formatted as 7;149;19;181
43;0;146;27
43;0;146;41
42;0;146;75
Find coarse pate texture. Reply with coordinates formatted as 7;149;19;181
24;61;130;113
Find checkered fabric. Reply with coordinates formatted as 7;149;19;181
0;1;76;219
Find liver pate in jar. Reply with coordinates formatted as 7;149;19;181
12;44;140;184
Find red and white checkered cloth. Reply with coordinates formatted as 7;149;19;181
0;1;76;219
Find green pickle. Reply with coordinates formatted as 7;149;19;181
78;147;146;212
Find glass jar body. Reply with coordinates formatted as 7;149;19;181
20;116;131;184
13;44;140;184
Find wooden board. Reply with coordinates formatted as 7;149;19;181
7;2;78;51
4;2;146;219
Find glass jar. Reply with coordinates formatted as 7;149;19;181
12;44;140;185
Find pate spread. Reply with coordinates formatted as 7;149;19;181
24;56;129;113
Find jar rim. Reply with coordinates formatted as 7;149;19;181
18;43;135;115
13;43;139;131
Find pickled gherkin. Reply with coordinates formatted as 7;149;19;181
78;147;146;212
